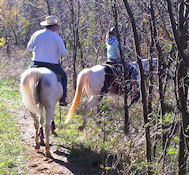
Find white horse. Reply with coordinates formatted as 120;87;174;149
65;58;173;130
132;58;173;78
20;67;63;157
65;64;138;130
132;58;158;75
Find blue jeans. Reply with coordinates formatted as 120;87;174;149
29;61;67;98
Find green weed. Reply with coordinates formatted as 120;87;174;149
0;79;28;175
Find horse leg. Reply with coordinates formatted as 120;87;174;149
51;120;57;136
45;121;51;157
50;102;57;136
39;104;45;146
39;127;45;146
44;104;55;157
79;96;99;131
30;112;40;149
130;81;140;106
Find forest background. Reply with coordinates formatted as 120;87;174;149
0;0;189;174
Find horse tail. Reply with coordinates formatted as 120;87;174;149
20;70;42;115
65;68;91;123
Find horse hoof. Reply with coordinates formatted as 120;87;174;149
78;126;85;131
35;144;40;149
46;152;53;159
40;141;45;146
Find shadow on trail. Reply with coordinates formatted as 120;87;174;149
53;144;103;175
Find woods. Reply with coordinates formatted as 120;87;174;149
0;0;189;174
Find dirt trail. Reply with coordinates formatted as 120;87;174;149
17;111;74;175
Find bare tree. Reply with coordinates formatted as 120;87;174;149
44;0;51;15
149;0;167;158
166;0;189;174
123;0;152;174
166;0;189;67
111;0;130;135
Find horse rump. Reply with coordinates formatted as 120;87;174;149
20;69;42;115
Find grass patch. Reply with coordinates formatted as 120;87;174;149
0;79;28;175
55;117;104;175
54;101;125;174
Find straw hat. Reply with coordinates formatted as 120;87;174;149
40;15;61;26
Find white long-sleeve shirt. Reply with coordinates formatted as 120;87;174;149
27;29;67;64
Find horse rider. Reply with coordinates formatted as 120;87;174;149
27;15;68;106
105;27;138;81
105;27;120;65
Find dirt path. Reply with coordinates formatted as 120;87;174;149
16;111;74;175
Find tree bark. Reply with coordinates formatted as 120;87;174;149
150;0;166;158
44;0;51;15
112;0;130;135
67;0;79;90
166;0;189;68
166;1;189;174
123;0;152;174
177;59;189;175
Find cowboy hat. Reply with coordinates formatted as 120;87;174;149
40;15;61;26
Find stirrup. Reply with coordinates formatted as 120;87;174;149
59;101;67;106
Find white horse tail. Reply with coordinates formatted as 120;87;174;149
20;70;42;115
65;68;91;123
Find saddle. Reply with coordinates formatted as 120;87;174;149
100;63;123;95
105;61;139;81
105;60;122;76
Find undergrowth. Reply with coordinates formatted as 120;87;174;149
0;79;28;175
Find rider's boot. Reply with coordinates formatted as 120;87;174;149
59;96;67;106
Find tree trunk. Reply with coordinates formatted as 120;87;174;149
68;0;78;90
177;59;189;175
76;0;85;69
2;27;10;55
166;1;189;174
112;0;130;135
166;0;189;67
44;0;51;15
150;0;166;158
123;0;152;174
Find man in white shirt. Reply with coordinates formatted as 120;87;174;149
27;15;68;106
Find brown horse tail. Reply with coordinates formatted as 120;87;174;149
65;68;91;123
20;70;41;115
